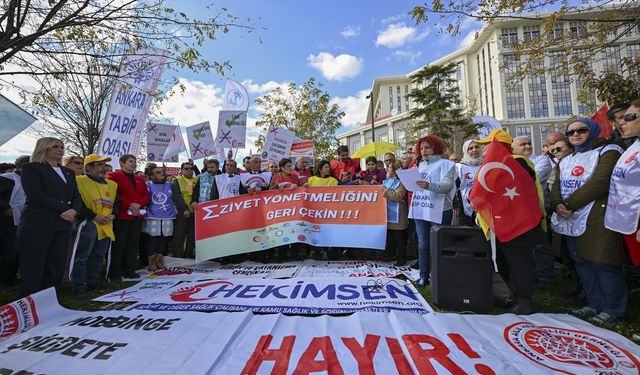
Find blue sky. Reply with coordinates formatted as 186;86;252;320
0;1;481;162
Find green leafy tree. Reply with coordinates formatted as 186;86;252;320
407;63;477;152
254;78;345;160
576;56;640;107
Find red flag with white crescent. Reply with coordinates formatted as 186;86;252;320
591;103;612;139
469;138;542;242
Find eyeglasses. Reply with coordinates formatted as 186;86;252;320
565;128;590;137
550;147;567;154
623;113;639;122
71;160;83;165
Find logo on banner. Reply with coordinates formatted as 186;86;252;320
505;322;640;372
126;60;155;84
0;296;39;340
170;280;232;302
626;151;639;164
227;90;245;108
571;166;585;177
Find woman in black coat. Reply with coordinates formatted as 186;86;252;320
19;137;82;296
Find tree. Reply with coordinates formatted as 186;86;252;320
407;63;477;152
410;1;640;81
254;78;345;160
576;56;640;106
0;0;257;77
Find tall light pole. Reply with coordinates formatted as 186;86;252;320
366;91;375;142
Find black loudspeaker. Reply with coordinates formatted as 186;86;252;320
429;225;493;313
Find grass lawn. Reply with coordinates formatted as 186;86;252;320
1;266;638;342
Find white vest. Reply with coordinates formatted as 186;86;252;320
0;172;25;225
409;159;454;223
215;174;241;200
455;163;479;217
240;172;272;190
605;139;640;234
551;144;623;236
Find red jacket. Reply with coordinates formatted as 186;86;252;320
107;170;150;220
330;158;360;182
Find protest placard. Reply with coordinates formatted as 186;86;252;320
146;123;178;162
194;186;387;261
290;140;314;159
215;110;247;149
186;121;216;160
295;259;420;281
128;277;431;314
261;125;295;163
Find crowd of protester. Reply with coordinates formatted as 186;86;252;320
0;100;639;339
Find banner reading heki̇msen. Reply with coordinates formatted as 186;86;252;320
98;48;168;168
128;277;431;315
194;185;386;261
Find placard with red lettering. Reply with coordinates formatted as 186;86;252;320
194;186;387;261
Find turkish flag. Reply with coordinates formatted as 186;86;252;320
591;103;613;139
469;138;542;242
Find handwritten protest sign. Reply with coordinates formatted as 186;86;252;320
194;186;387;261
261;125;295;163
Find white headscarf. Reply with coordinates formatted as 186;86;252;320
461;139;483;166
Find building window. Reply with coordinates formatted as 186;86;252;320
548;23;564;41
404;85;409;111
388;86;393;112
516;126;532;138
628;43;640;60
352;141;361;151
569;22;586;39
397;86;402;114
523;26;540;41
482;49;489;114
487;47;496;116
477;54;484;114
503;55;525;119
602;46;622;73
573;48;597;115
528;74;549;118
379;133;389;142
550;52;572;116
501;28;518;48
395;129;406;148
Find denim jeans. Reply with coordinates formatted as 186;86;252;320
566;236;627;317
415;210;453;279
71;221;111;290
534;242;555;281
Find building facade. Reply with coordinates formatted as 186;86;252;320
337;8;640;155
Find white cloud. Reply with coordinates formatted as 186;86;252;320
381;14;404;25
241;79;290;95
306;52;364;81
375;22;429;49
331;89;370;131
458;29;480;48
156;78;224;127
340;26;361;38
393;49;423;65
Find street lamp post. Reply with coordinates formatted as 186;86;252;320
366;91;375;142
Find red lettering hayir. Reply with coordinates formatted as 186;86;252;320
241;334;295;375
292;337;344;375
342;335;380;374
403;334;467;375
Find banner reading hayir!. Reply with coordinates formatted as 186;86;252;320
194;186;386;261
98;48;169;168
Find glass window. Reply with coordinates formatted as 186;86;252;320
502;55;525;119
573;48;597;115
395;129;406;148
569;22;586;39
628;44;640;60
352;141;361;151
550;51;572;116
404;85;409;111
397;86;402;114
528;74;549;118
379;133;389;142
501;28;518;48
388;86;393;112
548;23;564;41
516;126;532;138
523;26;540;41
477;54;484;114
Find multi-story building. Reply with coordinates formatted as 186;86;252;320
337;8;640;154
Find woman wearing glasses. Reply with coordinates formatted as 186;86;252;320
19;137;82;296
63;155;84;176
606;100;640;269
551;118;626;324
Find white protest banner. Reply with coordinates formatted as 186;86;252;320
295;259;420;281
146;123;177;162
185;121;216;160
213;311;640;374
0;288;64;341
162;125;186;161
0;295;250;375
473;115;503;140
261;125;295;163
98;48;169;168
222;79;249;111
129;277;431;315
206;261;301;279
93;278;182;303
215;110;247;149
290;139;314;159
195;186;387;261
134;256;199;278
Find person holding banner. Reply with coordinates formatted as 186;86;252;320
382;161;408;266
294;156;312;186
409;135;455;288
606;100;640;265
551;118;625;324
270;158;299;190
171;162;197;258
192;159;222;205
19;138;82;296
107;154;149;281
71;154;116;298
330;145;360;184
307;160;339;260
143;166;177;270
358;156;386;185
268;162;279;175
240;156;272;195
